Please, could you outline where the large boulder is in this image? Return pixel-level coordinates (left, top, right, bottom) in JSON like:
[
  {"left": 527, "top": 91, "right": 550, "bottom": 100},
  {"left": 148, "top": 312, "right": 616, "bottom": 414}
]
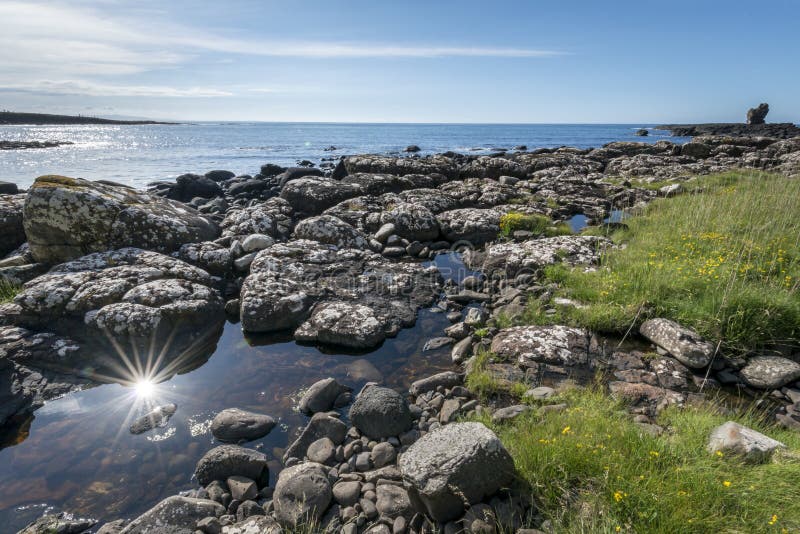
[
  {"left": 639, "top": 318, "right": 715, "bottom": 369},
  {"left": 398, "top": 422, "right": 515, "bottom": 522},
  {"left": 380, "top": 203, "right": 440, "bottom": 241},
  {"left": 194, "top": 445, "right": 270, "bottom": 487},
  {"left": 349, "top": 385, "right": 413, "bottom": 439},
  {"left": 738, "top": 355, "right": 800, "bottom": 389},
  {"left": 23, "top": 176, "right": 219, "bottom": 264},
  {"left": 292, "top": 215, "right": 370, "bottom": 249},
  {"left": 273, "top": 462, "right": 332, "bottom": 527},
  {"left": 295, "top": 301, "right": 386, "bottom": 348},
  {"left": 162, "top": 173, "right": 224, "bottom": 202},
  {"left": 0, "top": 194, "right": 25, "bottom": 256},
  {"left": 437, "top": 208, "right": 504, "bottom": 245},
  {"left": 280, "top": 176, "right": 364, "bottom": 215},
  {"left": 490, "top": 325, "right": 597, "bottom": 367},
  {"left": 18, "top": 512, "right": 96, "bottom": 534},
  {"left": 343, "top": 154, "right": 460, "bottom": 179},
  {"left": 210, "top": 408, "right": 276, "bottom": 442},
  {"left": 220, "top": 197, "right": 294, "bottom": 240},
  {"left": 120, "top": 496, "right": 224, "bottom": 534}
]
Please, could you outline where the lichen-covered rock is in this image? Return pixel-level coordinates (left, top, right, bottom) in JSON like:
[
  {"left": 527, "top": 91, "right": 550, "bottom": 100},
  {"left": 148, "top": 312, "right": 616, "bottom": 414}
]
[
  {"left": 18, "top": 512, "right": 96, "bottom": 534},
  {"left": 293, "top": 215, "right": 370, "bottom": 249},
  {"left": 738, "top": 355, "right": 800, "bottom": 389},
  {"left": 295, "top": 301, "right": 386, "bottom": 348},
  {"left": 437, "top": 208, "right": 504, "bottom": 245},
  {"left": 211, "top": 408, "right": 277, "bottom": 442},
  {"left": 120, "top": 496, "right": 224, "bottom": 534},
  {"left": 281, "top": 176, "right": 364, "bottom": 215},
  {"left": 380, "top": 203, "right": 440, "bottom": 241},
  {"left": 349, "top": 385, "right": 413, "bottom": 439},
  {"left": 474, "top": 235, "right": 610, "bottom": 278},
  {"left": 220, "top": 197, "right": 294, "bottom": 240},
  {"left": 707, "top": 421, "right": 785, "bottom": 463},
  {"left": 398, "top": 422, "right": 515, "bottom": 522},
  {"left": 0, "top": 194, "right": 25, "bottom": 256},
  {"left": 639, "top": 318, "right": 715, "bottom": 369},
  {"left": 239, "top": 240, "right": 440, "bottom": 346},
  {"left": 175, "top": 241, "right": 232, "bottom": 276},
  {"left": 490, "top": 325, "right": 597, "bottom": 367},
  {"left": 343, "top": 154, "right": 460, "bottom": 179},
  {"left": 23, "top": 175, "right": 219, "bottom": 264},
  {"left": 194, "top": 445, "right": 270, "bottom": 487},
  {"left": 273, "top": 462, "right": 332, "bottom": 527}
]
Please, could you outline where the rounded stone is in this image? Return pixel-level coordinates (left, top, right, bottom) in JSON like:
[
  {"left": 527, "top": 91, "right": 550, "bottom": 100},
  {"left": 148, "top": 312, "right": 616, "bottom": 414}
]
[{"left": 349, "top": 386, "right": 413, "bottom": 439}]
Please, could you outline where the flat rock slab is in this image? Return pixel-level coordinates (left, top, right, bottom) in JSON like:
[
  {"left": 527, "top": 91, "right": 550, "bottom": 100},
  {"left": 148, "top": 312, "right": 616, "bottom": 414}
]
[
  {"left": 23, "top": 175, "right": 219, "bottom": 264},
  {"left": 476, "top": 235, "right": 611, "bottom": 278},
  {"left": 707, "top": 421, "right": 785, "bottom": 463},
  {"left": 639, "top": 318, "right": 715, "bottom": 369},
  {"left": 738, "top": 355, "right": 800, "bottom": 389},
  {"left": 491, "top": 325, "right": 596, "bottom": 367}
]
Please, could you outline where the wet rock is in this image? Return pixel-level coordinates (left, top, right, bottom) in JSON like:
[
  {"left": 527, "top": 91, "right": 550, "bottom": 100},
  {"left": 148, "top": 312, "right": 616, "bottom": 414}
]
[
  {"left": 398, "top": 422, "right": 515, "bottom": 522},
  {"left": 422, "top": 337, "right": 453, "bottom": 352},
  {"left": 738, "top": 355, "right": 800, "bottom": 389},
  {"left": 490, "top": 325, "right": 595, "bottom": 367},
  {"left": 295, "top": 301, "right": 386, "bottom": 348},
  {"left": 451, "top": 337, "right": 473, "bottom": 364},
  {"left": 300, "top": 377, "right": 352, "bottom": 414},
  {"left": 707, "top": 421, "right": 785, "bottom": 463},
  {"left": 350, "top": 386, "right": 413, "bottom": 439},
  {"left": 120, "top": 496, "right": 224, "bottom": 534},
  {"left": 18, "top": 512, "right": 96, "bottom": 534},
  {"left": 211, "top": 408, "right": 277, "bottom": 442},
  {"left": 284, "top": 413, "right": 348, "bottom": 463},
  {"left": 273, "top": 462, "right": 332, "bottom": 527},
  {"left": 129, "top": 403, "right": 177, "bottom": 434},
  {"left": 346, "top": 359, "right": 384, "bottom": 382},
  {"left": 639, "top": 318, "right": 715, "bottom": 369},
  {"left": 24, "top": 176, "right": 219, "bottom": 264},
  {"left": 194, "top": 445, "right": 270, "bottom": 487},
  {"left": 409, "top": 372, "right": 462, "bottom": 396},
  {"left": 293, "top": 215, "right": 371, "bottom": 249}
]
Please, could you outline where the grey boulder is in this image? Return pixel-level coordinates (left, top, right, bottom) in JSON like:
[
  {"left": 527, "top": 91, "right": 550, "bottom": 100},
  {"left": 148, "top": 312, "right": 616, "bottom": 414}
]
[
  {"left": 273, "top": 462, "right": 333, "bottom": 527},
  {"left": 120, "top": 496, "right": 224, "bottom": 534},
  {"left": 707, "top": 421, "right": 785, "bottom": 463},
  {"left": 738, "top": 355, "right": 800, "bottom": 389},
  {"left": 210, "top": 408, "right": 276, "bottom": 442},
  {"left": 639, "top": 318, "right": 715, "bottom": 368},
  {"left": 293, "top": 215, "right": 370, "bottom": 249},
  {"left": 299, "top": 377, "right": 351, "bottom": 414},
  {"left": 194, "top": 445, "right": 270, "bottom": 487},
  {"left": 349, "top": 385, "right": 413, "bottom": 439}
]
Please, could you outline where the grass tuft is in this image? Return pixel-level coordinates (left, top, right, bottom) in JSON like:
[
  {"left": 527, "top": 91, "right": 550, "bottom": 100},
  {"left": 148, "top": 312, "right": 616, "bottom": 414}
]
[
  {"left": 499, "top": 212, "right": 572, "bottom": 238},
  {"left": 0, "top": 280, "right": 20, "bottom": 304}
]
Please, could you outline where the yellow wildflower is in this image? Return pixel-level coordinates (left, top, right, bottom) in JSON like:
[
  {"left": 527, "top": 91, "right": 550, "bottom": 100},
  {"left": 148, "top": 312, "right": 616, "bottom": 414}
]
[{"left": 723, "top": 480, "right": 731, "bottom": 487}]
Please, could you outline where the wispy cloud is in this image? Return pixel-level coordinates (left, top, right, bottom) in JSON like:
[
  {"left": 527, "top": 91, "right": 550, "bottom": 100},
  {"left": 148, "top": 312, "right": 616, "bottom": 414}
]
[{"left": 0, "top": 80, "right": 233, "bottom": 98}]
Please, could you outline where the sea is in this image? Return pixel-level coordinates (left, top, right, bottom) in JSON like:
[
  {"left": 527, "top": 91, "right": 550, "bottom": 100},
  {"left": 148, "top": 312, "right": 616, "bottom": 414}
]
[
  {"left": 0, "top": 123, "right": 687, "bottom": 189},
  {"left": 0, "top": 123, "right": 686, "bottom": 531}
]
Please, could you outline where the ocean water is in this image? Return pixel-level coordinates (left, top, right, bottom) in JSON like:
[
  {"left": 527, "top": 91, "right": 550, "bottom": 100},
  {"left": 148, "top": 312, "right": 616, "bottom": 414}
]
[{"left": 0, "top": 123, "right": 686, "bottom": 189}]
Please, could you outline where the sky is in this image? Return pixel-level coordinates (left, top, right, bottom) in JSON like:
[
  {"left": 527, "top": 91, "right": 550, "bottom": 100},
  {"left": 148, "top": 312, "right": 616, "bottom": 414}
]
[{"left": 0, "top": 0, "right": 798, "bottom": 123}]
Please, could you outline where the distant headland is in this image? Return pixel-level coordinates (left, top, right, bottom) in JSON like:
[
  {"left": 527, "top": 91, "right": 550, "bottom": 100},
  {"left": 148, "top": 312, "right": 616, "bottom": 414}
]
[
  {"left": 656, "top": 102, "right": 800, "bottom": 138},
  {"left": 0, "top": 111, "right": 175, "bottom": 125}
]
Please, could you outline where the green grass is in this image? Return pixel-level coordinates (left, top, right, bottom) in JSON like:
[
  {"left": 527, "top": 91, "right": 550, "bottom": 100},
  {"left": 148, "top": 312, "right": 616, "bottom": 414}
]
[
  {"left": 539, "top": 171, "right": 800, "bottom": 353},
  {"left": 0, "top": 281, "right": 20, "bottom": 303},
  {"left": 499, "top": 212, "right": 572, "bottom": 238},
  {"left": 465, "top": 349, "right": 530, "bottom": 401},
  {"left": 473, "top": 387, "right": 800, "bottom": 533}
]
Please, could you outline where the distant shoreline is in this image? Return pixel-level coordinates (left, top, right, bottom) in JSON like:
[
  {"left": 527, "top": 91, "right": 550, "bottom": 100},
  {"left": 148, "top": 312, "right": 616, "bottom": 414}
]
[{"left": 0, "top": 111, "right": 176, "bottom": 126}]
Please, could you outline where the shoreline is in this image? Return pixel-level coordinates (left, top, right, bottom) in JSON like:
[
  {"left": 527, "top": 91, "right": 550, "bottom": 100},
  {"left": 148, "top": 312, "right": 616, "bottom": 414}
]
[{"left": 2, "top": 132, "right": 800, "bottom": 533}]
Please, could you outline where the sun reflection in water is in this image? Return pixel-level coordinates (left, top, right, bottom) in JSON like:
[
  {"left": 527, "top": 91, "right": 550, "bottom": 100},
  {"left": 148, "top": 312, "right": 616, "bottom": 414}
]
[{"left": 133, "top": 378, "right": 156, "bottom": 399}]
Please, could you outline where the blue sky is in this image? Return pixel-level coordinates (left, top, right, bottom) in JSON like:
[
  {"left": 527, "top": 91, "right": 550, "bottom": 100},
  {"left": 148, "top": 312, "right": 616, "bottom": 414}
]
[{"left": 0, "top": 0, "right": 798, "bottom": 123}]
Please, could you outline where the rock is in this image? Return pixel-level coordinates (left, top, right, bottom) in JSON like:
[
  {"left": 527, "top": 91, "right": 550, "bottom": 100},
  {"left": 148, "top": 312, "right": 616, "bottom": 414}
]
[
  {"left": 129, "top": 403, "right": 177, "bottom": 434},
  {"left": 474, "top": 236, "right": 610, "bottom": 279},
  {"left": 409, "top": 372, "right": 462, "bottom": 396},
  {"left": 464, "top": 307, "right": 488, "bottom": 327},
  {"left": 738, "top": 355, "right": 800, "bottom": 389},
  {"left": 120, "top": 496, "right": 224, "bottom": 534},
  {"left": 374, "top": 223, "right": 396, "bottom": 243},
  {"left": 439, "top": 399, "right": 461, "bottom": 423},
  {"left": 524, "top": 386, "right": 555, "bottom": 400},
  {"left": 490, "top": 325, "right": 595, "bottom": 367},
  {"left": 220, "top": 198, "right": 292, "bottom": 240},
  {"left": 343, "top": 154, "right": 459, "bottom": 179},
  {"left": 307, "top": 437, "right": 336, "bottom": 464},
  {"left": 211, "top": 408, "right": 276, "bottom": 442},
  {"left": 227, "top": 476, "right": 258, "bottom": 501},
  {"left": 492, "top": 404, "right": 532, "bottom": 423},
  {"left": 333, "top": 480, "right": 362, "bottom": 506},
  {"left": 24, "top": 176, "right": 219, "bottom": 264},
  {"left": 346, "top": 359, "right": 384, "bottom": 382},
  {"left": 747, "top": 103, "right": 769, "bottom": 125},
  {"left": 96, "top": 519, "right": 128, "bottom": 534},
  {"left": 295, "top": 301, "right": 386, "bottom": 348},
  {"left": 221, "top": 515, "right": 282, "bottom": 534},
  {"left": 18, "top": 512, "right": 96, "bottom": 534},
  {"left": 380, "top": 203, "right": 440, "bottom": 242},
  {"left": 398, "top": 422, "right": 515, "bottom": 522},
  {"left": 635, "top": 129, "right": 649, "bottom": 136},
  {"left": 273, "top": 462, "right": 333, "bottom": 527},
  {"left": 205, "top": 170, "right": 236, "bottom": 182},
  {"left": 405, "top": 145, "right": 421, "bottom": 153},
  {"left": 444, "top": 322, "right": 471, "bottom": 340},
  {"left": 371, "top": 441, "right": 397, "bottom": 468},
  {"left": 176, "top": 242, "right": 232, "bottom": 276},
  {"left": 707, "top": 421, "right": 785, "bottom": 463},
  {"left": 241, "top": 234, "right": 275, "bottom": 253},
  {"left": 293, "top": 215, "right": 370, "bottom": 249},
  {"left": 164, "top": 173, "right": 223, "bottom": 201},
  {"left": 437, "top": 208, "right": 504, "bottom": 245},
  {"left": 376, "top": 484, "right": 412, "bottom": 519},
  {"left": 450, "top": 336, "right": 473, "bottom": 365},
  {"left": 350, "top": 386, "right": 413, "bottom": 439},
  {"left": 639, "top": 318, "right": 715, "bottom": 369},
  {"left": 422, "top": 337, "right": 453, "bottom": 352},
  {"left": 0, "top": 194, "right": 25, "bottom": 256},
  {"left": 281, "top": 176, "right": 364, "bottom": 215},
  {"left": 680, "top": 142, "right": 712, "bottom": 159},
  {"left": 0, "top": 181, "right": 19, "bottom": 194},
  {"left": 194, "top": 445, "right": 270, "bottom": 487},
  {"left": 283, "top": 413, "right": 348, "bottom": 463},
  {"left": 300, "top": 377, "right": 351, "bottom": 414}
]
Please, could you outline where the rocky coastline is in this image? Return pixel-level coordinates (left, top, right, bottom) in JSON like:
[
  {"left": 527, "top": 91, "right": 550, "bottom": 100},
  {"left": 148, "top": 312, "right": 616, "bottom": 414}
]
[
  {"left": 3, "top": 130, "right": 800, "bottom": 533},
  {"left": 655, "top": 122, "right": 800, "bottom": 138},
  {"left": 0, "top": 140, "right": 74, "bottom": 150}
]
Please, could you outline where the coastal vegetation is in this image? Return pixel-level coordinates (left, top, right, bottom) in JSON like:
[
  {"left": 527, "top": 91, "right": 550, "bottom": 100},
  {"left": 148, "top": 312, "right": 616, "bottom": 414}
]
[
  {"left": 499, "top": 212, "right": 572, "bottom": 238},
  {"left": 528, "top": 171, "right": 800, "bottom": 354},
  {"left": 0, "top": 281, "right": 19, "bottom": 303},
  {"left": 472, "top": 387, "right": 800, "bottom": 533}
]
